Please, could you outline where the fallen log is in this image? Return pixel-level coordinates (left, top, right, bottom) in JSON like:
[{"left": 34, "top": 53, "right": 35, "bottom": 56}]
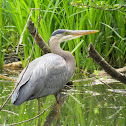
[
  {"left": 28, "top": 20, "right": 51, "bottom": 54},
  {"left": 3, "top": 61, "right": 22, "bottom": 69},
  {"left": 87, "top": 43, "right": 126, "bottom": 84},
  {"left": 0, "top": 74, "right": 16, "bottom": 82},
  {"left": 94, "top": 66, "right": 126, "bottom": 77}
]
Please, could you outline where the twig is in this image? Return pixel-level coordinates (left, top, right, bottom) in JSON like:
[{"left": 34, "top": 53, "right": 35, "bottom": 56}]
[
  {"left": 87, "top": 43, "right": 126, "bottom": 84},
  {"left": 75, "top": 68, "right": 114, "bottom": 90},
  {"left": 16, "top": 9, "right": 33, "bottom": 53},
  {"left": 107, "top": 106, "right": 123, "bottom": 119},
  {"left": 94, "top": 75, "right": 115, "bottom": 90},
  {"left": 1, "top": 110, "right": 19, "bottom": 116},
  {"left": 0, "top": 8, "right": 41, "bottom": 111},
  {"left": 9, "top": 105, "right": 52, "bottom": 126}
]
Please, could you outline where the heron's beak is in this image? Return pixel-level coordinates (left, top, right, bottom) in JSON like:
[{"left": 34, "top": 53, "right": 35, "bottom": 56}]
[
  {"left": 71, "top": 30, "right": 99, "bottom": 37},
  {"left": 59, "top": 30, "right": 99, "bottom": 43}
]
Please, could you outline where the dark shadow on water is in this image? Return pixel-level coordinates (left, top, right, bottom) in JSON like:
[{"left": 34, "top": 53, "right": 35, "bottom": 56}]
[{"left": 43, "top": 84, "right": 73, "bottom": 126}]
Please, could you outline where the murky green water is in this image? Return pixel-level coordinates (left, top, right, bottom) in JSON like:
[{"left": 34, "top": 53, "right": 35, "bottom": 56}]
[{"left": 0, "top": 72, "right": 126, "bottom": 126}]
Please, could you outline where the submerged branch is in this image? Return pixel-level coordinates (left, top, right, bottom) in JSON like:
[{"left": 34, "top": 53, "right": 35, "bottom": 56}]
[
  {"left": 28, "top": 20, "right": 51, "bottom": 54},
  {"left": 9, "top": 105, "right": 52, "bottom": 126},
  {"left": 1, "top": 110, "right": 19, "bottom": 116},
  {"left": 87, "top": 43, "right": 126, "bottom": 85}
]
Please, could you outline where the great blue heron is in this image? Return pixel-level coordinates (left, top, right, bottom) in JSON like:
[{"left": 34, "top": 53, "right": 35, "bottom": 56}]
[{"left": 11, "top": 29, "right": 98, "bottom": 122}]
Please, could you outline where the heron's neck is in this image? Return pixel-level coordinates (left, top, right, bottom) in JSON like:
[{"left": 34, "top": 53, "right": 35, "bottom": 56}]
[{"left": 50, "top": 41, "right": 76, "bottom": 76}]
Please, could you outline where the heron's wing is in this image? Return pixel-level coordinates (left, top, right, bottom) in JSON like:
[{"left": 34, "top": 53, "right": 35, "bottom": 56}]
[
  {"left": 11, "top": 55, "right": 46, "bottom": 105},
  {"left": 11, "top": 53, "right": 69, "bottom": 105},
  {"left": 30, "top": 57, "right": 69, "bottom": 99}
]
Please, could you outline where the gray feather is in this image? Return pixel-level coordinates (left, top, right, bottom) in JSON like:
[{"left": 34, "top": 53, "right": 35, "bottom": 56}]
[{"left": 11, "top": 53, "right": 71, "bottom": 105}]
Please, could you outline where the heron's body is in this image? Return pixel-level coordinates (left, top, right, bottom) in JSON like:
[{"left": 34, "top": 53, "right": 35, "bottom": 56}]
[
  {"left": 11, "top": 53, "right": 75, "bottom": 105},
  {"left": 11, "top": 29, "right": 98, "bottom": 106}
]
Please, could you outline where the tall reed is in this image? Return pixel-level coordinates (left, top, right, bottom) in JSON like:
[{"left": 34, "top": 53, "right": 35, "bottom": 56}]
[
  {"left": 1, "top": 0, "right": 126, "bottom": 71},
  {"left": 0, "top": 0, "right": 3, "bottom": 69}
]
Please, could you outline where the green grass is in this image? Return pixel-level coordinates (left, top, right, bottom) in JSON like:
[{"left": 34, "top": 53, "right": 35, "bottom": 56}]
[
  {"left": 0, "top": 0, "right": 126, "bottom": 71},
  {"left": 0, "top": 0, "right": 3, "bottom": 69}
]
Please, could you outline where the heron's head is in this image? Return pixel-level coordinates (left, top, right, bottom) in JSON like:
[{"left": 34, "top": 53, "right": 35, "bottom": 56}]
[{"left": 49, "top": 29, "right": 99, "bottom": 44}]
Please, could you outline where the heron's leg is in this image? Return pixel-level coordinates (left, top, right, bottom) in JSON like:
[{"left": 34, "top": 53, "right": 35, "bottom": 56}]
[
  {"left": 55, "top": 93, "right": 61, "bottom": 121},
  {"left": 37, "top": 98, "right": 40, "bottom": 126},
  {"left": 56, "top": 100, "right": 60, "bottom": 120},
  {"left": 56, "top": 101, "right": 60, "bottom": 112}
]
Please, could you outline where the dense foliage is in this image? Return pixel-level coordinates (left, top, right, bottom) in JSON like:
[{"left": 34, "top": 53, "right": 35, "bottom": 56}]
[{"left": 0, "top": 0, "right": 126, "bottom": 71}]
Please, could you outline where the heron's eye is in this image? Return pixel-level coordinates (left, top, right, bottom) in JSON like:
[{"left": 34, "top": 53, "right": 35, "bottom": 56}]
[{"left": 64, "top": 32, "right": 68, "bottom": 35}]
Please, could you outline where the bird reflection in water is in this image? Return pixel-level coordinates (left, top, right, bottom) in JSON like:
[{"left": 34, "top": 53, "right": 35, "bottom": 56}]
[{"left": 43, "top": 82, "right": 73, "bottom": 126}]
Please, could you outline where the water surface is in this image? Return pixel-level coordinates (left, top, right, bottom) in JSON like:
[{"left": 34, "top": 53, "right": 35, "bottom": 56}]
[{"left": 0, "top": 72, "right": 126, "bottom": 126}]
